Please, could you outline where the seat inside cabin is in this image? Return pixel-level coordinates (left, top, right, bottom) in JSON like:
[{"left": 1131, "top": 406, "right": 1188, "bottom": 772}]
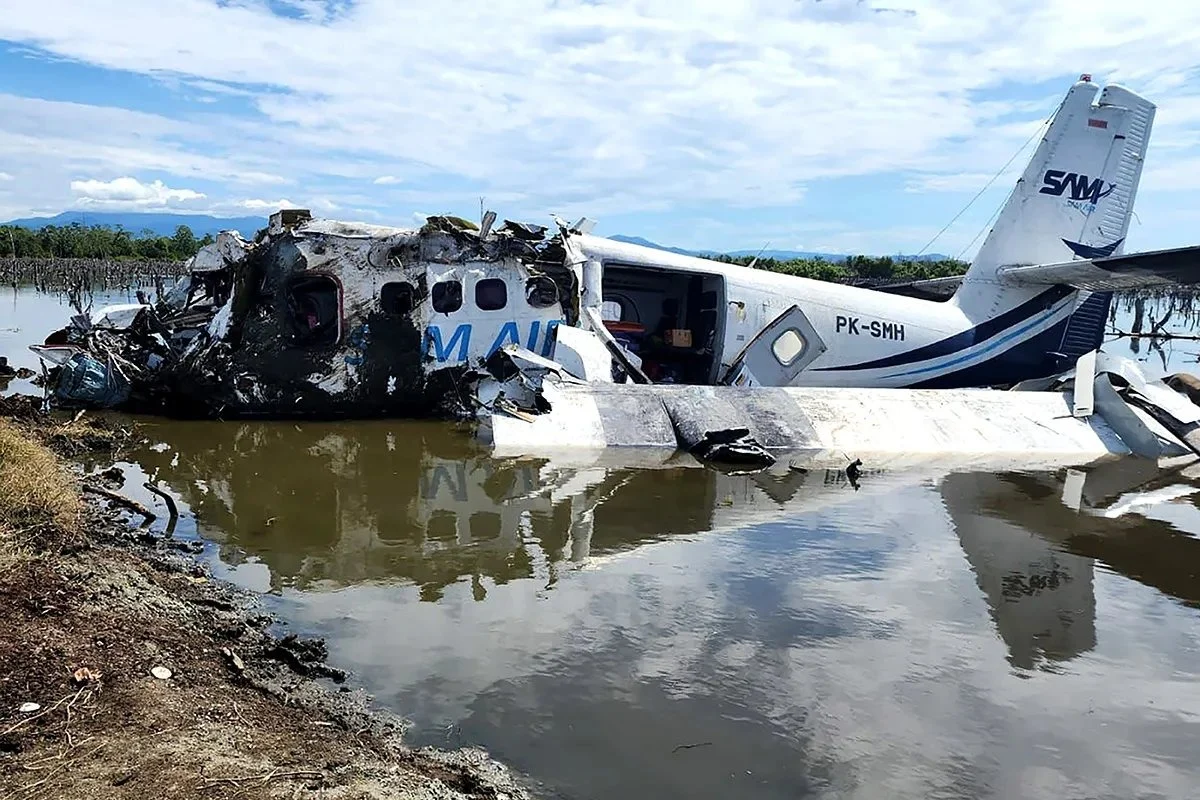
[{"left": 600, "top": 265, "right": 723, "bottom": 384}]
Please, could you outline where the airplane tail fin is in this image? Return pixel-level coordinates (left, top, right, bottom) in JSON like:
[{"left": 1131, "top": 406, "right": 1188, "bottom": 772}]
[{"left": 955, "top": 77, "right": 1157, "bottom": 311}]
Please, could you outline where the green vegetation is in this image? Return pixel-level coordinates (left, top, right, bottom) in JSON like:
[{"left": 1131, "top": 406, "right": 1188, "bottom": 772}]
[
  {"left": 710, "top": 253, "right": 969, "bottom": 284},
  {"left": 0, "top": 222, "right": 214, "bottom": 260},
  {"left": 0, "top": 221, "right": 971, "bottom": 284}
]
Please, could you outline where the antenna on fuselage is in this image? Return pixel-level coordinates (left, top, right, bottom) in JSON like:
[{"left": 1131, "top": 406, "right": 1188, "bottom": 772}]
[{"left": 747, "top": 241, "right": 771, "bottom": 270}]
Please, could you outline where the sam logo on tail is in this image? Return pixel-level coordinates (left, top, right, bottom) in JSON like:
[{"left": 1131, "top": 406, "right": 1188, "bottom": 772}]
[{"left": 1039, "top": 170, "right": 1115, "bottom": 204}]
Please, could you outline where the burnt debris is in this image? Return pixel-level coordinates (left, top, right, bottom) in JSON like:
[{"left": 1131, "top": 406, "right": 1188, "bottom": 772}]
[{"left": 30, "top": 210, "right": 578, "bottom": 419}]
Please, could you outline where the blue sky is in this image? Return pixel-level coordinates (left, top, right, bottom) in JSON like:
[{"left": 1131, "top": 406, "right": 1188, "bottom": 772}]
[{"left": 0, "top": 0, "right": 1199, "bottom": 256}]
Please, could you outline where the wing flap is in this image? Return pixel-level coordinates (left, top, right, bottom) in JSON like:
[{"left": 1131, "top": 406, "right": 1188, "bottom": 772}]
[{"left": 997, "top": 244, "right": 1200, "bottom": 291}]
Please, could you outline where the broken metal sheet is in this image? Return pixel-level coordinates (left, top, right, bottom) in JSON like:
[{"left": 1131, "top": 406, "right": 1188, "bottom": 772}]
[
  {"left": 500, "top": 220, "right": 548, "bottom": 240},
  {"left": 90, "top": 304, "right": 150, "bottom": 331},
  {"left": 191, "top": 231, "right": 252, "bottom": 272},
  {"left": 1095, "top": 351, "right": 1200, "bottom": 425},
  {"left": 1092, "top": 375, "right": 1175, "bottom": 458},
  {"left": 1121, "top": 394, "right": 1200, "bottom": 457},
  {"left": 29, "top": 345, "right": 87, "bottom": 367},
  {"left": 492, "top": 344, "right": 576, "bottom": 380},
  {"left": 552, "top": 326, "right": 616, "bottom": 383},
  {"left": 658, "top": 386, "right": 774, "bottom": 467}
]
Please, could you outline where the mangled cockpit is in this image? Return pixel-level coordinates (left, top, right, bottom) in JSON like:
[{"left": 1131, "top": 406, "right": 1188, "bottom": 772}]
[{"left": 32, "top": 210, "right": 580, "bottom": 418}]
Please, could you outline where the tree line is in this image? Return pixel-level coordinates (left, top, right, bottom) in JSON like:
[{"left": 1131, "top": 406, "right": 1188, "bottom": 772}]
[
  {"left": 0, "top": 222, "right": 214, "bottom": 261},
  {"left": 0, "top": 221, "right": 971, "bottom": 284}
]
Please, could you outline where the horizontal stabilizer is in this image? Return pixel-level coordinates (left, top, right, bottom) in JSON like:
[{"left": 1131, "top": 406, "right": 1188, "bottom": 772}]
[
  {"left": 872, "top": 275, "right": 963, "bottom": 300},
  {"left": 997, "top": 244, "right": 1200, "bottom": 291}
]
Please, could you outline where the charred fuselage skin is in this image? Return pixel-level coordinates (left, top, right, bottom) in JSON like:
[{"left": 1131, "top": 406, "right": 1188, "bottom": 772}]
[{"left": 44, "top": 213, "right": 576, "bottom": 419}]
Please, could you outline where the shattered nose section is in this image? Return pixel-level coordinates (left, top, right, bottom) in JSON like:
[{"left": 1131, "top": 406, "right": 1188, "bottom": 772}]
[{"left": 30, "top": 209, "right": 577, "bottom": 420}]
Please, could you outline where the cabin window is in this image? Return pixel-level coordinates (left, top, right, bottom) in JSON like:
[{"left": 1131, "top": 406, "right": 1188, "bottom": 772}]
[
  {"left": 286, "top": 274, "right": 340, "bottom": 347},
  {"left": 475, "top": 278, "right": 507, "bottom": 311},
  {"left": 432, "top": 280, "right": 462, "bottom": 314},
  {"left": 771, "top": 328, "right": 806, "bottom": 366},
  {"left": 525, "top": 276, "right": 559, "bottom": 308},
  {"left": 600, "top": 299, "right": 625, "bottom": 322},
  {"left": 381, "top": 282, "right": 415, "bottom": 316}
]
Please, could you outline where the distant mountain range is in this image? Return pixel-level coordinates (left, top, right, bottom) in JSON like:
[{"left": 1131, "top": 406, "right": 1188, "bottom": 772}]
[
  {"left": 606, "top": 235, "right": 952, "bottom": 262},
  {"left": 1, "top": 212, "right": 951, "bottom": 261},
  {"left": 1, "top": 211, "right": 266, "bottom": 239}
]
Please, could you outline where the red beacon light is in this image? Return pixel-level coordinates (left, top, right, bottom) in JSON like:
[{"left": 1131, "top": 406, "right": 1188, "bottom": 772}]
[{"left": 1080, "top": 73, "right": 1092, "bottom": 82}]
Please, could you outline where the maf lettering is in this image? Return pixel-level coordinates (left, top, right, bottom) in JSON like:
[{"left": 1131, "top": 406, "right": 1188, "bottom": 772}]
[{"left": 1039, "top": 170, "right": 1115, "bottom": 204}]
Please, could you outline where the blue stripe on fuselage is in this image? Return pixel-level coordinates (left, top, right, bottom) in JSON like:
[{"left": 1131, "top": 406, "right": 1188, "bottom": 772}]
[
  {"left": 813, "top": 286, "right": 1075, "bottom": 373},
  {"left": 909, "top": 317, "right": 1072, "bottom": 389},
  {"left": 881, "top": 299, "right": 1074, "bottom": 380}
]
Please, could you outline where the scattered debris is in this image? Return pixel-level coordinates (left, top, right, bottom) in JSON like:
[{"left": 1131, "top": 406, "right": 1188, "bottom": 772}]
[
  {"left": 80, "top": 483, "right": 156, "bottom": 524},
  {"left": 72, "top": 667, "right": 101, "bottom": 685},
  {"left": 200, "top": 768, "right": 325, "bottom": 790},
  {"left": 26, "top": 211, "right": 578, "bottom": 419},
  {"left": 265, "top": 634, "right": 347, "bottom": 683},
  {"left": 221, "top": 647, "right": 246, "bottom": 674},
  {"left": 846, "top": 457, "right": 863, "bottom": 490},
  {"left": 142, "top": 480, "right": 179, "bottom": 533},
  {"left": 88, "top": 465, "right": 124, "bottom": 487}
]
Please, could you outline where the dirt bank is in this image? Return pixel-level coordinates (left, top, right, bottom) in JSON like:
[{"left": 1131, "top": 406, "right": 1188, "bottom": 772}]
[{"left": 0, "top": 395, "right": 531, "bottom": 799}]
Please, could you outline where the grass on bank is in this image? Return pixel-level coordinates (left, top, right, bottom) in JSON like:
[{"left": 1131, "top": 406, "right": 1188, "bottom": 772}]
[{"left": 0, "top": 419, "right": 80, "bottom": 572}]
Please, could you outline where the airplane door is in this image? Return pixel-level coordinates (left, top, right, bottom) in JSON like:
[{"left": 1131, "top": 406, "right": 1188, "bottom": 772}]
[{"left": 721, "top": 304, "right": 826, "bottom": 387}]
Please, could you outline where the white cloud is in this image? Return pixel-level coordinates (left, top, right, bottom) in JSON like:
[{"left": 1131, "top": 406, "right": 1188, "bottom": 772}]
[
  {"left": 233, "top": 198, "right": 296, "bottom": 211},
  {"left": 373, "top": 175, "right": 402, "bottom": 185},
  {"left": 69, "top": 176, "right": 206, "bottom": 209},
  {"left": 904, "top": 172, "right": 1018, "bottom": 194},
  {"left": 0, "top": 0, "right": 1198, "bottom": 249},
  {"left": 0, "top": 172, "right": 13, "bottom": 181}
]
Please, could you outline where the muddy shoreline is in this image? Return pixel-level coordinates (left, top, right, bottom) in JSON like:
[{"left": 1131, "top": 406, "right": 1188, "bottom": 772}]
[{"left": 0, "top": 395, "right": 532, "bottom": 799}]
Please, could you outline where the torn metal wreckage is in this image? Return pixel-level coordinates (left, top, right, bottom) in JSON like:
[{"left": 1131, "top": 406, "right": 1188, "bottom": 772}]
[{"left": 32, "top": 210, "right": 579, "bottom": 419}]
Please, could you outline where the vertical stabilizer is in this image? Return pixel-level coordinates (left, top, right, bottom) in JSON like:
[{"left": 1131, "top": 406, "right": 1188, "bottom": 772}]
[{"left": 955, "top": 78, "right": 1156, "bottom": 314}]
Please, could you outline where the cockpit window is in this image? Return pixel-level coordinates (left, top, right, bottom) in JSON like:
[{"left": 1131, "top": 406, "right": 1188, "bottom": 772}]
[
  {"left": 286, "top": 274, "right": 341, "bottom": 346},
  {"left": 525, "top": 276, "right": 559, "bottom": 308},
  {"left": 381, "top": 282, "right": 415, "bottom": 316},
  {"left": 432, "top": 280, "right": 463, "bottom": 314}
]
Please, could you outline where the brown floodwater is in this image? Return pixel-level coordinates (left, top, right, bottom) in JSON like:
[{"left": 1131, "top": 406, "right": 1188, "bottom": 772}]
[{"left": 6, "top": 285, "right": 1200, "bottom": 799}]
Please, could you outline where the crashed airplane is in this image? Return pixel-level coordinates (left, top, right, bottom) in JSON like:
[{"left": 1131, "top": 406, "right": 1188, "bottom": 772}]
[{"left": 29, "top": 75, "right": 1200, "bottom": 468}]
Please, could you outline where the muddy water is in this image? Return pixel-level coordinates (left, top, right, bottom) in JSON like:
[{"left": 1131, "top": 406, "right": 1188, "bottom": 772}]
[{"left": 7, "top": 285, "right": 1200, "bottom": 799}]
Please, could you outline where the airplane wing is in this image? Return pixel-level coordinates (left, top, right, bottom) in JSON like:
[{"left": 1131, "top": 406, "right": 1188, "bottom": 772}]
[{"left": 996, "top": 244, "right": 1200, "bottom": 291}]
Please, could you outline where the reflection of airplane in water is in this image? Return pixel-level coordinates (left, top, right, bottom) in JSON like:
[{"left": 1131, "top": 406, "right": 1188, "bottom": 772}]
[
  {"left": 130, "top": 420, "right": 1200, "bottom": 659},
  {"left": 129, "top": 419, "right": 866, "bottom": 596},
  {"left": 942, "top": 461, "right": 1200, "bottom": 669}
]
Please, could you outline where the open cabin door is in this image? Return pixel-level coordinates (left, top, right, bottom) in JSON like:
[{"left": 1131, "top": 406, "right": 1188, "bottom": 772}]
[{"left": 721, "top": 304, "right": 826, "bottom": 387}]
